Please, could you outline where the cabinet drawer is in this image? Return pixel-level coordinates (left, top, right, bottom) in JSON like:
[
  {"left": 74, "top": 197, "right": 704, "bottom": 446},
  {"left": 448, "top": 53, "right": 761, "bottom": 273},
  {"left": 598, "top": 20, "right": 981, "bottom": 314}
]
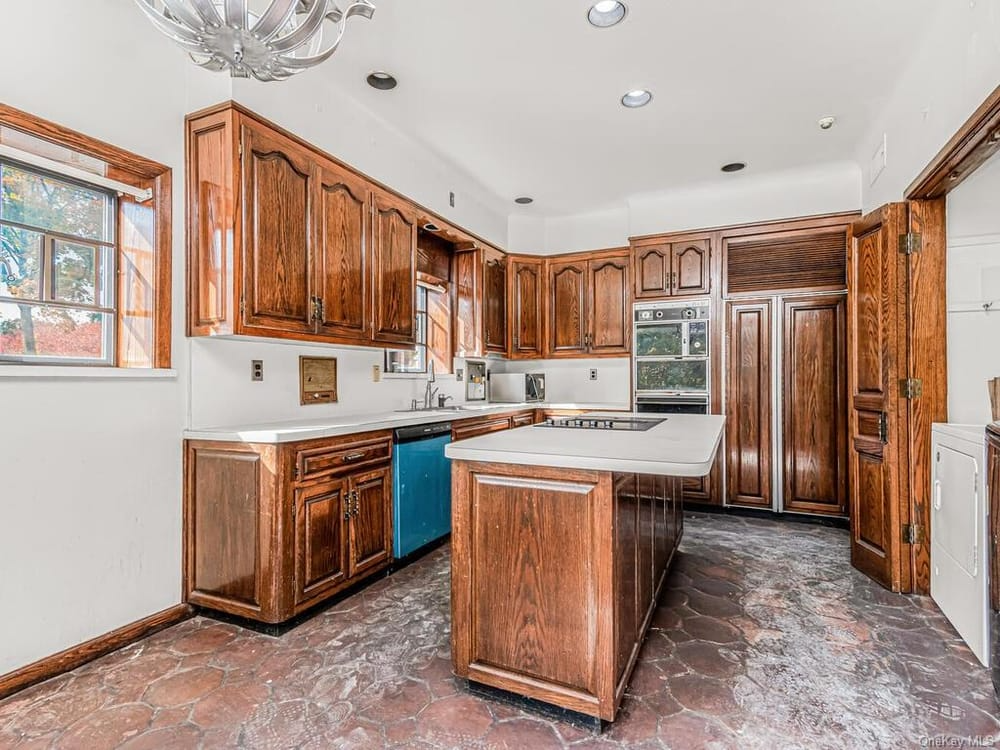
[
  {"left": 452, "top": 416, "right": 512, "bottom": 441},
  {"left": 295, "top": 437, "right": 392, "bottom": 481},
  {"left": 511, "top": 412, "right": 536, "bottom": 427}
]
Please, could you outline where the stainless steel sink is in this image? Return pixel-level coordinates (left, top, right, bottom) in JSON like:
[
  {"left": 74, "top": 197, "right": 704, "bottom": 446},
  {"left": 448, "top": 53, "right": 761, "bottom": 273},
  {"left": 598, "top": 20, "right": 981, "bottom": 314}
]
[{"left": 394, "top": 406, "right": 468, "bottom": 413}]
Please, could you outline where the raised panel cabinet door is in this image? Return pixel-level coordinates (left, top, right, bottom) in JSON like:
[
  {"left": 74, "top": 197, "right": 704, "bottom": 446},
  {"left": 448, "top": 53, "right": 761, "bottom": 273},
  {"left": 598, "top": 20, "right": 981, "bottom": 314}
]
[
  {"left": 371, "top": 191, "right": 417, "bottom": 345},
  {"left": 547, "top": 258, "right": 588, "bottom": 356},
  {"left": 240, "top": 122, "right": 315, "bottom": 335},
  {"left": 483, "top": 248, "right": 508, "bottom": 353},
  {"left": 782, "top": 294, "right": 848, "bottom": 516},
  {"left": 613, "top": 473, "right": 639, "bottom": 681},
  {"left": 726, "top": 299, "right": 773, "bottom": 508},
  {"left": 315, "top": 160, "right": 370, "bottom": 342},
  {"left": 848, "top": 205, "right": 907, "bottom": 591},
  {"left": 453, "top": 249, "right": 482, "bottom": 356},
  {"left": 671, "top": 240, "right": 710, "bottom": 296},
  {"left": 633, "top": 244, "right": 671, "bottom": 299},
  {"left": 348, "top": 466, "right": 392, "bottom": 577},
  {"left": 509, "top": 258, "right": 543, "bottom": 357},
  {"left": 294, "top": 480, "right": 349, "bottom": 606},
  {"left": 589, "top": 254, "right": 631, "bottom": 355}
]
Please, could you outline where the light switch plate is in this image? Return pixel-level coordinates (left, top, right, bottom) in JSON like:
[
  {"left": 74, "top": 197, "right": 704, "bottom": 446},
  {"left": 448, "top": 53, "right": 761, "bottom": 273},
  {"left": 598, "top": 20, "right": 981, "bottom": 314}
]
[{"left": 372, "top": 364, "right": 381, "bottom": 382}]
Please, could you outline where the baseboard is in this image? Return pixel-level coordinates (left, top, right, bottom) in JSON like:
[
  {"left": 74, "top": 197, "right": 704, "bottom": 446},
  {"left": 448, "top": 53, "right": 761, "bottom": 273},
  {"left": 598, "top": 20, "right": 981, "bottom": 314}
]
[{"left": 0, "top": 603, "right": 192, "bottom": 700}]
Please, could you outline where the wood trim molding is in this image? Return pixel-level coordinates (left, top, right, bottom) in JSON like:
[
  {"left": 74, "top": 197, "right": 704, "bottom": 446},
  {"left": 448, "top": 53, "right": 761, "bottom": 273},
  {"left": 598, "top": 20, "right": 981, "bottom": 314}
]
[
  {"left": 907, "top": 84, "right": 1000, "bottom": 199},
  {"left": 0, "top": 604, "right": 192, "bottom": 700},
  {"left": 629, "top": 210, "right": 861, "bottom": 245}
]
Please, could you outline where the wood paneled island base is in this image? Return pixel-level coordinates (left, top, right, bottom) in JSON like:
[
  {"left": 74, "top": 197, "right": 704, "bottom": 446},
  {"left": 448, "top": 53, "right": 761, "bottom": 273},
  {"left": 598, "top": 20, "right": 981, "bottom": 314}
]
[{"left": 450, "top": 460, "right": 684, "bottom": 723}]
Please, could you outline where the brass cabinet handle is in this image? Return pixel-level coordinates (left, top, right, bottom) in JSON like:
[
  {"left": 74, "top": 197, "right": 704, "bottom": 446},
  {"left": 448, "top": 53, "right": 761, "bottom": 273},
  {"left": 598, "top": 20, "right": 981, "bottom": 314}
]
[{"left": 352, "top": 490, "right": 360, "bottom": 518}]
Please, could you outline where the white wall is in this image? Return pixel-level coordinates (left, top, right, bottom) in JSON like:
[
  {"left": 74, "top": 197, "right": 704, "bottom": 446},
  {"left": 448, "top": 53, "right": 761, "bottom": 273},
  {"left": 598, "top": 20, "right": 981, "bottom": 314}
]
[
  {"left": 0, "top": 0, "right": 227, "bottom": 675},
  {"left": 946, "top": 152, "right": 1000, "bottom": 424},
  {"left": 503, "top": 358, "right": 631, "bottom": 406},
  {"left": 509, "top": 162, "right": 862, "bottom": 255},
  {"left": 858, "top": 0, "right": 1000, "bottom": 210}
]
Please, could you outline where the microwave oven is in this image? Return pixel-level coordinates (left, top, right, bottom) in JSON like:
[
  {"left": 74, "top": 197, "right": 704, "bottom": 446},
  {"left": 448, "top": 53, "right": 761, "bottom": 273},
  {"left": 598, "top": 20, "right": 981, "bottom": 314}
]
[{"left": 490, "top": 373, "right": 546, "bottom": 403}]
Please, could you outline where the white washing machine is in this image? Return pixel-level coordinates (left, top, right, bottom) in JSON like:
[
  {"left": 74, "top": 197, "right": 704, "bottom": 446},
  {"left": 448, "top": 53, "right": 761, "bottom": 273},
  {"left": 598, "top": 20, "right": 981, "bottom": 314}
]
[{"left": 931, "top": 423, "right": 990, "bottom": 666}]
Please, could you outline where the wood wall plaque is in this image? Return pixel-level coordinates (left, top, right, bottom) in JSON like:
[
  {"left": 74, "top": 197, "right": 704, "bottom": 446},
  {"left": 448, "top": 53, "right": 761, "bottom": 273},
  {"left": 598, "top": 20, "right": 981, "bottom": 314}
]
[{"left": 300, "top": 356, "right": 338, "bottom": 405}]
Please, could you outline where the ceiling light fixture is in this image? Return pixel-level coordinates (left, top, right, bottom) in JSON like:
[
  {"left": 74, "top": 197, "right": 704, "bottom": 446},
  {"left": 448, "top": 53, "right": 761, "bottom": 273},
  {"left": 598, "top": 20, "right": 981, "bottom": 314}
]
[
  {"left": 367, "top": 70, "right": 397, "bottom": 90},
  {"left": 133, "top": 0, "right": 375, "bottom": 82},
  {"left": 588, "top": 1, "right": 627, "bottom": 28},
  {"left": 818, "top": 116, "right": 837, "bottom": 130},
  {"left": 621, "top": 89, "right": 652, "bottom": 108},
  {"left": 515, "top": 197, "right": 534, "bottom": 205},
  {"left": 721, "top": 162, "right": 747, "bottom": 173}
]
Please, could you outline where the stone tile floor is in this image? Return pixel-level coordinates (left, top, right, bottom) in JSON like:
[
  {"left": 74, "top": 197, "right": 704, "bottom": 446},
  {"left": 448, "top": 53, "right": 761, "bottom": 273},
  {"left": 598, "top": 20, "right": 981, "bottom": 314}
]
[{"left": 1, "top": 513, "right": 997, "bottom": 749}]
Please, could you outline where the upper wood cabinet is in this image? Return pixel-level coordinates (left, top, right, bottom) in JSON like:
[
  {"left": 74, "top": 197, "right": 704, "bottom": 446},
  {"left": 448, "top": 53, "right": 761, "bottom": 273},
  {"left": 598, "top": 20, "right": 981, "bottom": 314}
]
[
  {"left": 452, "top": 244, "right": 508, "bottom": 357},
  {"left": 509, "top": 256, "right": 544, "bottom": 359},
  {"left": 186, "top": 102, "right": 416, "bottom": 348},
  {"left": 371, "top": 189, "right": 417, "bottom": 345},
  {"left": 544, "top": 249, "right": 631, "bottom": 358},
  {"left": 632, "top": 240, "right": 710, "bottom": 299},
  {"left": 483, "top": 247, "right": 508, "bottom": 353}
]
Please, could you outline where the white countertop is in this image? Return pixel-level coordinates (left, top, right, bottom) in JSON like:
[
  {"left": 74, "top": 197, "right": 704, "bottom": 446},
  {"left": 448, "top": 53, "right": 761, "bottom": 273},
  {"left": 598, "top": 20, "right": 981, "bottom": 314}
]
[
  {"left": 445, "top": 413, "right": 725, "bottom": 477},
  {"left": 183, "top": 402, "right": 630, "bottom": 443}
]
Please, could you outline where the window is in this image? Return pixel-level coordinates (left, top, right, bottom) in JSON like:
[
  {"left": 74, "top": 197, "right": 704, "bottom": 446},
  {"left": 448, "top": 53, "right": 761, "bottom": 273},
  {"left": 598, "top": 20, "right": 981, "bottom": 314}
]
[
  {"left": 386, "top": 286, "right": 429, "bottom": 374},
  {"left": 0, "top": 105, "right": 173, "bottom": 368},
  {"left": 0, "top": 161, "right": 117, "bottom": 364}
]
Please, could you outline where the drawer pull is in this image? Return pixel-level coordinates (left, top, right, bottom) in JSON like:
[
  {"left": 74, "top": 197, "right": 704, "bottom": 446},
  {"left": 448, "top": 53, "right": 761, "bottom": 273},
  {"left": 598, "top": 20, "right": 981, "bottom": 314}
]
[{"left": 343, "top": 452, "right": 366, "bottom": 462}]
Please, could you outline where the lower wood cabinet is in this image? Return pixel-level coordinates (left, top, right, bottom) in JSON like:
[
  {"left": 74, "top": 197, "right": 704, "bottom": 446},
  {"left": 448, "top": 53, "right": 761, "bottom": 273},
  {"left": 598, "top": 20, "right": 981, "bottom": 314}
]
[
  {"left": 184, "top": 431, "right": 394, "bottom": 624},
  {"left": 450, "top": 410, "right": 537, "bottom": 441}
]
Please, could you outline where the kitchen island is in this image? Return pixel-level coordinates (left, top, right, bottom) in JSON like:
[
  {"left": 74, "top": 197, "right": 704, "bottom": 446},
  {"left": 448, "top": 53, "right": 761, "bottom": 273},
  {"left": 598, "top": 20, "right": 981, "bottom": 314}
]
[{"left": 445, "top": 414, "right": 724, "bottom": 723}]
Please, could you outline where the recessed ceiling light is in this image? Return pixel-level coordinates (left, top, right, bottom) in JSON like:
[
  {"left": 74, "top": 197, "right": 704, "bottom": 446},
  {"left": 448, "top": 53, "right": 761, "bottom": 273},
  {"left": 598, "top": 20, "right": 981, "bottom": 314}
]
[
  {"left": 721, "top": 162, "right": 747, "bottom": 173},
  {"left": 818, "top": 116, "right": 836, "bottom": 130},
  {"left": 367, "top": 71, "right": 397, "bottom": 90},
  {"left": 621, "top": 89, "right": 652, "bottom": 108},
  {"left": 515, "top": 196, "right": 534, "bottom": 205},
  {"left": 588, "top": 1, "right": 627, "bottom": 27}
]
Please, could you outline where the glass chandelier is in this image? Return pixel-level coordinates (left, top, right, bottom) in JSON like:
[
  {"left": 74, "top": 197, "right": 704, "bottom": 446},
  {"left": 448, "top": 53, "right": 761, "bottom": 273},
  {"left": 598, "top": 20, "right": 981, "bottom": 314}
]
[{"left": 134, "top": 0, "right": 375, "bottom": 82}]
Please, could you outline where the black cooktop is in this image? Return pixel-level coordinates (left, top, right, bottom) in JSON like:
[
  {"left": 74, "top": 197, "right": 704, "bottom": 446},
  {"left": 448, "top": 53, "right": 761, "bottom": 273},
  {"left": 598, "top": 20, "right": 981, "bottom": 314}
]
[{"left": 539, "top": 417, "right": 665, "bottom": 431}]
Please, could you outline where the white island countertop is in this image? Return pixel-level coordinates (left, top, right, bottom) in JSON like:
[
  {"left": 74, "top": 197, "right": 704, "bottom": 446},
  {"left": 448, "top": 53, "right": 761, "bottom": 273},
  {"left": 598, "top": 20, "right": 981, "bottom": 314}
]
[
  {"left": 182, "top": 402, "right": 629, "bottom": 444},
  {"left": 445, "top": 413, "right": 725, "bottom": 477}
]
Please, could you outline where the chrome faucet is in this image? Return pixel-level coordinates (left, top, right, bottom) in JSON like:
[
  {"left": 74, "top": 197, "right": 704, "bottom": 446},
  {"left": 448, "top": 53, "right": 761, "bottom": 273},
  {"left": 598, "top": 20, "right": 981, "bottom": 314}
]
[{"left": 423, "top": 360, "right": 438, "bottom": 409}]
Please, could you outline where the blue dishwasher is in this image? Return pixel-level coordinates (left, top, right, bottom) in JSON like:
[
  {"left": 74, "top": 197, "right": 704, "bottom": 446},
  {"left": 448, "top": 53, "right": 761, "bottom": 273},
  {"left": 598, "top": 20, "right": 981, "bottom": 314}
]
[{"left": 393, "top": 422, "right": 453, "bottom": 558}]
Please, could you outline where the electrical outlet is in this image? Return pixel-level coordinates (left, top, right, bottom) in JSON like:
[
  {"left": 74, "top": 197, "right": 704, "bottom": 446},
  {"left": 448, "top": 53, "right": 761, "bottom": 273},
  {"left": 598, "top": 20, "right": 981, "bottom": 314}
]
[
  {"left": 372, "top": 364, "right": 381, "bottom": 382},
  {"left": 589, "top": 368, "right": 598, "bottom": 381},
  {"left": 251, "top": 360, "right": 264, "bottom": 382},
  {"left": 456, "top": 368, "right": 464, "bottom": 382}
]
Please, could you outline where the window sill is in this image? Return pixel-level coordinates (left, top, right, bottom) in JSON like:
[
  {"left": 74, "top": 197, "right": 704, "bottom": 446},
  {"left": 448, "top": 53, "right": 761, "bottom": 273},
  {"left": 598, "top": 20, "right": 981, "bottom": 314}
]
[{"left": 0, "top": 366, "right": 177, "bottom": 380}]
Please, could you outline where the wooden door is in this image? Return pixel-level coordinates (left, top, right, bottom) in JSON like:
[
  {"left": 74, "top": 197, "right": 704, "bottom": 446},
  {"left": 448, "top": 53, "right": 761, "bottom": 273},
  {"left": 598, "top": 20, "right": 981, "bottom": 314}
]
[
  {"left": 240, "top": 122, "right": 315, "bottom": 335},
  {"left": 782, "top": 294, "right": 847, "bottom": 516},
  {"left": 294, "top": 479, "right": 349, "bottom": 605},
  {"left": 547, "top": 258, "right": 588, "bottom": 356},
  {"left": 509, "top": 257, "right": 543, "bottom": 358},
  {"left": 371, "top": 190, "right": 417, "bottom": 345},
  {"left": 726, "top": 299, "right": 773, "bottom": 508},
  {"left": 315, "top": 160, "right": 369, "bottom": 342},
  {"left": 453, "top": 249, "right": 481, "bottom": 356},
  {"left": 483, "top": 248, "right": 507, "bottom": 353},
  {"left": 671, "top": 240, "right": 710, "bottom": 297},
  {"left": 348, "top": 466, "right": 392, "bottom": 577},
  {"left": 589, "top": 253, "right": 631, "bottom": 355},
  {"left": 848, "top": 205, "right": 908, "bottom": 590},
  {"left": 633, "top": 243, "right": 671, "bottom": 299}
]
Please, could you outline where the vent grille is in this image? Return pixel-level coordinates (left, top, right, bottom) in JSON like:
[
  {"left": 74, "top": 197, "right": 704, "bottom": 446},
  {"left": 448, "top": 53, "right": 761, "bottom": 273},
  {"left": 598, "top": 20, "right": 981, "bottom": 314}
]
[{"left": 726, "top": 231, "right": 847, "bottom": 294}]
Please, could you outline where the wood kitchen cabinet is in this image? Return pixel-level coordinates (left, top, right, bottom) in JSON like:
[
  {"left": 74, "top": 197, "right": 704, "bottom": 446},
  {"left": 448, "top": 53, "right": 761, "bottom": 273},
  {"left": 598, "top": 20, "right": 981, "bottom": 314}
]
[
  {"left": 184, "top": 431, "right": 394, "bottom": 624},
  {"left": 544, "top": 249, "right": 631, "bottom": 358},
  {"left": 508, "top": 255, "right": 544, "bottom": 359},
  {"left": 483, "top": 246, "right": 508, "bottom": 353},
  {"left": 452, "top": 244, "right": 508, "bottom": 357},
  {"left": 632, "top": 239, "right": 710, "bottom": 299},
  {"left": 371, "top": 189, "right": 417, "bottom": 345},
  {"left": 186, "top": 102, "right": 415, "bottom": 348}
]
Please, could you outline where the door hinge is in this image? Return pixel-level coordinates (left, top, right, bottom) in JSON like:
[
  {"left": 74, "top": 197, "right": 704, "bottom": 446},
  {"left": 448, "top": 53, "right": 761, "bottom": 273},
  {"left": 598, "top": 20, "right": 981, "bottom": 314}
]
[
  {"left": 239, "top": 297, "right": 245, "bottom": 315},
  {"left": 238, "top": 139, "right": 244, "bottom": 160},
  {"left": 878, "top": 412, "right": 889, "bottom": 444},
  {"left": 902, "top": 523, "right": 925, "bottom": 544},
  {"left": 900, "top": 378, "right": 923, "bottom": 399},
  {"left": 898, "top": 232, "right": 922, "bottom": 255}
]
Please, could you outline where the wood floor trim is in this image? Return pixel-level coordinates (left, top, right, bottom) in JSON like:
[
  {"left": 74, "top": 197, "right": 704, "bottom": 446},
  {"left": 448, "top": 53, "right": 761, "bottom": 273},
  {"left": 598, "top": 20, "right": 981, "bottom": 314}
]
[{"left": 0, "top": 604, "right": 192, "bottom": 700}]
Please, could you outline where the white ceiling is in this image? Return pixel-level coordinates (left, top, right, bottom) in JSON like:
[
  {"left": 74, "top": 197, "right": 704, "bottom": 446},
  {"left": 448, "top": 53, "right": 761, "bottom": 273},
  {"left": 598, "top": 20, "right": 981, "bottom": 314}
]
[{"left": 319, "top": 0, "right": 937, "bottom": 217}]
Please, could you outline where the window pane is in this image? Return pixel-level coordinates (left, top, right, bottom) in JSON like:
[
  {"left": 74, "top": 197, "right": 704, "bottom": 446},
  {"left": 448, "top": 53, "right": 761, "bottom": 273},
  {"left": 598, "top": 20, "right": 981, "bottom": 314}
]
[
  {"left": 0, "top": 163, "right": 112, "bottom": 242},
  {"left": 0, "top": 224, "right": 42, "bottom": 300},
  {"left": 51, "top": 240, "right": 99, "bottom": 306},
  {"left": 0, "top": 302, "right": 110, "bottom": 361}
]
